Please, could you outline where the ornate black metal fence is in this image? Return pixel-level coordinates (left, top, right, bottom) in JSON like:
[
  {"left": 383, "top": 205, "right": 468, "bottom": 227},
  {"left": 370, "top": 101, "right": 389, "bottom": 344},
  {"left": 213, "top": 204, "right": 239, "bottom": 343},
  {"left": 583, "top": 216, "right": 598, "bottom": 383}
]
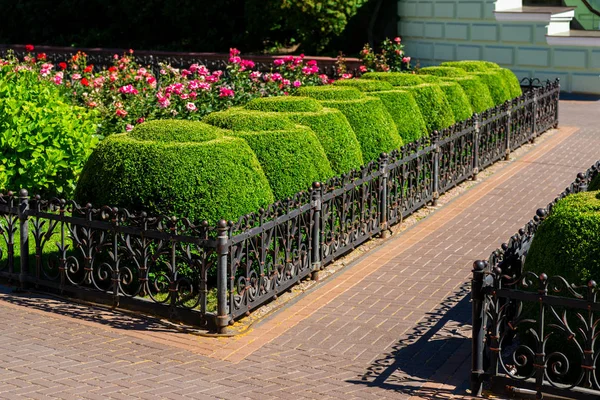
[
  {"left": 0, "top": 80, "right": 559, "bottom": 333},
  {"left": 472, "top": 160, "right": 600, "bottom": 399}
]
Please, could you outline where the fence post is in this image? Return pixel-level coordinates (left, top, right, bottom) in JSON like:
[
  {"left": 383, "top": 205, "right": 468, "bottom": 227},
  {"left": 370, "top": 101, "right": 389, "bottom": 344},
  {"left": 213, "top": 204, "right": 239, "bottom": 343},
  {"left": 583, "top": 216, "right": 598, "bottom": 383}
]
[
  {"left": 530, "top": 90, "right": 538, "bottom": 142},
  {"left": 473, "top": 115, "right": 480, "bottom": 180},
  {"left": 471, "top": 260, "right": 487, "bottom": 397},
  {"left": 216, "top": 220, "right": 231, "bottom": 334},
  {"left": 505, "top": 102, "right": 512, "bottom": 161},
  {"left": 18, "top": 189, "right": 29, "bottom": 289},
  {"left": 432, "top": 132, "right": 440, "bottom": 206},
  {"left": 311, "top": 182, "right": 322, "bottom": 279},
  {"left": 379, "top": 153, "right": 390, "bottom": 237},
  {"left": 554, "top": 78, "right": 560, "bottom": 128}
]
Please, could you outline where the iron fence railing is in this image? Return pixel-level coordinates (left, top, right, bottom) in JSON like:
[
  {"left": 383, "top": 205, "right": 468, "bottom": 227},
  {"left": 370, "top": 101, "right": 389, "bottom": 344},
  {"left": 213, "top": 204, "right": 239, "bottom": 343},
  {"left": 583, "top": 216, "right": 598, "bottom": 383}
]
[
  {"left": 0, "top": 80, "right": 560, "bottom": 333},
  {"left": 472, "top": 159, "right": 600, "bottom": 399}
]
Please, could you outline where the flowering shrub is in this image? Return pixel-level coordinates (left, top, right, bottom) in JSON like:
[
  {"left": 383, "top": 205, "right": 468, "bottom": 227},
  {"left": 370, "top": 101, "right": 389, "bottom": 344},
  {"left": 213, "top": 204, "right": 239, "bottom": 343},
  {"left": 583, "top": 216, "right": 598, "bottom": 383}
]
[
  {"left": 359, "top": 37, "right": 412, "bottom": 73},
  {"left": 2, "top": 46, "right": 327, "bottom": 136}
]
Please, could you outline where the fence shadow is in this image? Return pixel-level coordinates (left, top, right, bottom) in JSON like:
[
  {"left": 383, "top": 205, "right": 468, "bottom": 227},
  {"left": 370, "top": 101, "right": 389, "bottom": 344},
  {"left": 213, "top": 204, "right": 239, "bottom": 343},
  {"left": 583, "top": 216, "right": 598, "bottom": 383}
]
[
  {"left": 348, "top": 282, "right": 475, "bottom": 399},
  {"left": 0, "top": 283, "right": 193, "bottom": 334}
]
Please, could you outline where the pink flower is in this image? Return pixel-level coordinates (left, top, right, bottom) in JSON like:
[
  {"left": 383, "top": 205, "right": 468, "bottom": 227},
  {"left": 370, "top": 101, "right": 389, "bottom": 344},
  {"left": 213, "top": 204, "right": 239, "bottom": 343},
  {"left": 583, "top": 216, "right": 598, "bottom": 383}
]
[
  {"left": 186, "top": 102, "right": 197, "bottom": 111},
  {"left": 53, "top": 73, "right": 63, "bottom": 85},
  {"left": 137, "top": 118, "right": 145, "bottom": 124},
  {"left": 229, "top": 48, "right": 240, "bottom": 57},
  {"left": 271, "top": 73, "right": 282, "bottom": 81},
  {"left": 126, "top": 124, "right": 134, "bottom": 132},
  {"left": 359, "top": 65, "right": 367, "bottom": 73},
  {"left": 241, "top": 59, "right": 255, "bottom": 69},
  {"left": 146, "top": 76, "right": 156, "bottom": 87},
  {"left": 219, "top": 87, "right": 235, "bottom": 98},
  {"left": 181, "top": 69, "right": 192, "bottom": 77},
  {"left": 72, "top": 73, "right": 81, "bottom": 80},
  {"left": 180, "top": 93, "right": 189, "bottom": 100},
  {"left": 88, "top": 101, "right": 97, "bottom": 108},
  {"left": 158, "top": 98, "right": 171, "bottom": 108},
  {"left": 119, "top": 84, "right": 139, "bottom": 95},
  {"left": 274, "top": 59, "right": 284, "bottom": 67},
  {"left": 116, "top": 109, "right": 128, "bottom": 117},
  {"left": 402, "top": 56, "right": 411, "bottom": 64},
  {"left": 250, "top": 71, "right": 261, "bottom": 81},
  {"left": 293, "top": 80, "right": 301, "bottom": 88},
  {"left": 113, "top": 54, "right": 119, "bottom": 60},
  {"left": 281, "top": 79, "right": 290, "bottom": 86},
  {"left": 229, "top": 56, "right": 241, "bottom": 64},
  {"left": 342, "top": 73, "right": 353, "bottom": 79},
  {"left": 394, "top": 37, "right": 401, "bottom": 44}
]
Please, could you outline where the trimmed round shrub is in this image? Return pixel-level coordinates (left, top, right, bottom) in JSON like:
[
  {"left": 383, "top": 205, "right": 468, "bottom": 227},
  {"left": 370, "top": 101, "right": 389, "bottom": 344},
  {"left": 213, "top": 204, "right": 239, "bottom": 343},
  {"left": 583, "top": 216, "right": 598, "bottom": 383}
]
[
  {"left": 495, "top": 68, "right": 522, "bottom": 99},
  {"left": 202, "top": 107, "right": 297, "bottom": 131},
  {"left": 442, "top": 76, "right": 495, "bottom": 113},
  {"left": 418, "top": 75, "right": 442, "bottom": 84},
  {"left": 361, "top": 72, "right": 424, "bottom": 87},
  {"left": 295, "top": 86, "right": 364, "bottom": 101},
  {"left": 419, "top": 66, "right": 468, "bottom": 78},
  {"left": 205, "top": 107, "right": 364, "bottom": 174},
  {"left": 368, "top": 90, "right": 428, "bottom": 143},
  {"left": 333, "top": 79, "right": 394, "bottom": 92},
  {"left": 297, "top": 86, "right": 402, "bottom": 162},
  {"left": 245, "top": 96, "right": 323, "bottom": 112},
  {"left": 437, "top": 82, "right": 474, "bottom": 122},
  {"left": 525, "top": 191, "right": 600, "bottom": 284},
  {"left": 75, "top": 120, "right": 274, "bottom": 223},
  {"left": 230, "top": 127, "right": 334, "bottom": 199},
  {"left": 441, "top": 60, "right": 501, "bottom": 72},
  {"left": 471, "top": 71, "right": 512, "bottom": 105},
  {"left": 401, "top": 84, "right": 456, "bottom": 132}
]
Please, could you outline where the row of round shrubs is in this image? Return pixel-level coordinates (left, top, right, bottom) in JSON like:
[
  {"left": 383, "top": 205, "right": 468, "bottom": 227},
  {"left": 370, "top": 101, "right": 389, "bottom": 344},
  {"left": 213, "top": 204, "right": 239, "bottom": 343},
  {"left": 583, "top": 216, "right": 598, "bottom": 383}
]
[{"left": 76, "top": 60, "right": 524, "bottom": 223}]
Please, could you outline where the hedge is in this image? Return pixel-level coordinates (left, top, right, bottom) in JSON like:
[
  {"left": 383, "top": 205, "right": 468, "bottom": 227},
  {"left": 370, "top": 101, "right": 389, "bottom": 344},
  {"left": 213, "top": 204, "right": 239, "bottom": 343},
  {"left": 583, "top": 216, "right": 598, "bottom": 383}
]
[
  {"left": 205, "top": 107, "right": 364, "bottom": 174},
  {"left": 245, "top": 96, "right": 323, "bottom": 112},
  {"left": 401, "top": 84, "right": 456, "bottom": 132},
  {"left": 367, "top": 90, "right": 428, "bottom": 143},
  {"left": 441, "top": 76, "right": 495, "bottom": 114},
  {"left": 333, "top": 79, "right": 394, "bottom": 92},
  {"left": 471, "top": 71, "right": 512, "bottom": 105},
  {"left": 419, "top": 66, "right": 468, "bottom": 78},
  {"left": 495, "top": 68, "right": 523, "bottom": 99},
  {"left": 440, "top": 60, "right": 501, "bottom": 72},
  {"left": 295, "top": 86, "right": 365, "bottom": 101},
  {"left": 297, "top": 86, "right": 402, "bottom": 161},
  {"left": 230, "top": 127, "right": 334, "bottom": 199},
  {"left": 437, "top": 82, "right": 474, "bottom": 123},
  {"left": 418, "top": 75, "right": 443, "bottom": 84},
  {"left": 525, "top": 191, "right": 600, "bottom": 284},
  {"left": 361, "top": 72, "right": 424, "bottom": 86},
  {"left": 75, "top": 120, "right": 274, "bottom": 223}
]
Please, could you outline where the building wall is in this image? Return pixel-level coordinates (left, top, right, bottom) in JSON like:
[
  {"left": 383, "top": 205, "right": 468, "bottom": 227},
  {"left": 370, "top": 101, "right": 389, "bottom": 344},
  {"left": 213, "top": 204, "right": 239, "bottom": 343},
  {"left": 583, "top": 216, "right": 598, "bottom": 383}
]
[{"left": 398, "top": 0, "right": 600, "bottom": 93}]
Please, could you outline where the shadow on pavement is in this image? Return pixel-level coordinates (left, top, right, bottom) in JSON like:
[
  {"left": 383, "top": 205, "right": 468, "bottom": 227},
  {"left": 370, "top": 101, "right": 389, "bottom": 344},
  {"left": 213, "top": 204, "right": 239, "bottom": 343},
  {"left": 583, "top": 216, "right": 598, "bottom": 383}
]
[{"left": 348, "top": 282, "right": 475, "bottom": 399}]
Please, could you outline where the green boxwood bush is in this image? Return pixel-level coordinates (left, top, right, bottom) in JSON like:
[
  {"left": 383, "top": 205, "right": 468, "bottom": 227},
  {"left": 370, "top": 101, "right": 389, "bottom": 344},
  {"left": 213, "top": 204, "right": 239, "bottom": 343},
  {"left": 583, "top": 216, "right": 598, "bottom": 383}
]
[
  {"left": 437, "top": 82, "right": 474, "bottom": 122},
  {"left": 471, "top": 71, "right": 512, "bottom": 105},
  {"left": 205, "top": 107, "right": 364, "bottom": 174},
  {"left": 418, "top": 75, "right": 442, "bottom": 83},
  {"left": 368, "top": 90, "right": 428, "bottom": 143},
  {"left": 0, "top": 68, "right": 100, "bottom": 196},
  {"left": 525, "top": 191, "right": 600, "bottom": 284},
  {"left": 297, "top": 86, "right": 402, "bottom": 162},
  {"left": 440, "top": 60, "right": 501, "bottom": 72},
  {"left": 361, "top": 72, "right": 424, "bottom": 87},
  {"left": 75, "top": 120, "right": 275, "bottom": 223},
  {"left": 333, "top": 79, "right": 394, "bottom": 92},
  {"left": 401, "top": 84, "right": 456, "bottom": 132},
  {"left": 245, "top": 96, "right": 323, "bottom": 112},
  {"left": 495, "top": 68, "right": 523, "bottom": 99},
  {"left": 419, "top": 66, "right": 468, "bottom": 78},
  {"left": 230, "top": 127, "right": 334, "bottom": 199},
  {"left": 442, "top": 76, "right": 494, "bottom": 114}
]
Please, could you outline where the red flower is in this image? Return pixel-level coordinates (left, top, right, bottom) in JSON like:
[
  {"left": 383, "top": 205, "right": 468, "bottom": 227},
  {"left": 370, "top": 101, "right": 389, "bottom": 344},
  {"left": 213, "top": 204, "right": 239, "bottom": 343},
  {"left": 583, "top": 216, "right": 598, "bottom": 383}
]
[
  {"left": 84, "top": 65, "right": 93, "bottom": 73},
  {"left": 36, "top": 53, "right": 46, "bottom": 61},
  {"left": 80, "top": 78, "right": 89, "bottom": 86},
  {"left": 58, "top": 62, "right": 67, "bottom": 70},
  {"left": 25, "top": 44, "right": 34, "bottom": 52}
]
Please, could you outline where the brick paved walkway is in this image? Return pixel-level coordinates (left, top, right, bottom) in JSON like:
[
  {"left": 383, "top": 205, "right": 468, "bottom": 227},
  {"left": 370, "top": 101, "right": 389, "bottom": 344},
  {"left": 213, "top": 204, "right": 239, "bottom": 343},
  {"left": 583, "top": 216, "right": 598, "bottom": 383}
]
[{"left": 1, "top": 99, "right": 599, "bottom": 400}]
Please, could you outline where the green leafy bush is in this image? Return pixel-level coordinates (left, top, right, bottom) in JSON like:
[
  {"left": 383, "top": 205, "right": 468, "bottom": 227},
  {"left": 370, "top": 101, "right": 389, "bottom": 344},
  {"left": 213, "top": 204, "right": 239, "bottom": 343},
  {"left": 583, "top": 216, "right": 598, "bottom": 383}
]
[
  {"left": 0, "top": 68, "right": 100, "bottom": 196},
  {"left": 245, "top": 96, "right": 323, "bottom": 112},
  {"left": 442, "top": 76, "right": 494, "bottom": 114},
  {"left": 298, "top": 86, "right": 402, "bottom": 161},
  {"left": 333, "top": 79, "right": 394, "bottom": 92},
  {"left": 419, "top": 66, "right": 468, "bottom": 78},
  {"left": 230, "top": 127, "right": 334, "bottom": 198},
  {"left": 361, "top": 72, "right": 424, "bottom": 86},
  {"left": 525, "top": 191, "right": 600, "bottom": 284},
  {"left": 75, "top": 120, "right": 274, "bottom": 223},
  {"left": 495, "top": 68, "right": 523, "bottom": 99},
  {"left": 401, "top": 84, "right": 456, "bottom": 132},
  {"left": 205, "top": 107, "right": 364, "bottom": 174},
  {"left": 437, "top": 82, "right": 474, "bottom": 123},
  {"left": 367, "top": 90, "right": 428, "bottom": 143},
  {"left": 419, "top": 75, "right": 442, "bottom": 83},
  {"left": 440, "top": 60, "right": 501, "bottom": 72},
  {"left": 470, "top": 71, "right": 512, "bottom": 105}
]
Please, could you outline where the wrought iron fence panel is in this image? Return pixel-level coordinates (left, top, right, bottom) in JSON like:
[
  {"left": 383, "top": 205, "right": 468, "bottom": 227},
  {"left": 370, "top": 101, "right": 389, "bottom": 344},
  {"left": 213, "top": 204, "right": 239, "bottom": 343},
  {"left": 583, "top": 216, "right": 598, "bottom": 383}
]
[
  {"left": 320, "top": 162, "right": 382, "bottom": 264},
  {"left": 535, "top": 80, "right": 560, "bottom": 135},
  {"left": 478, "top": 105, "right": 510, "bottom": 170},
  {"left": 0, "top": 193, "right": 18, "bottom": 276},
  {"left": 509, "top": 92, "right": 536, "bottom": 150},
  {"left": 228, "top": 194, "right": 314, "bottom": 319},
  {"left": 438, "top": 118, "right": 477, "bottom": 193}
]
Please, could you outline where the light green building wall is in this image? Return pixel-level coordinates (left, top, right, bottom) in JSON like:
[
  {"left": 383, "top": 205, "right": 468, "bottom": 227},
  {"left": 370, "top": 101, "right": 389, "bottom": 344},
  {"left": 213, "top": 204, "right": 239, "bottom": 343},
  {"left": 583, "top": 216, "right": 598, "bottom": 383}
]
[{"left": 398, "top": 0, "right": 600, "bottom": 93}]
